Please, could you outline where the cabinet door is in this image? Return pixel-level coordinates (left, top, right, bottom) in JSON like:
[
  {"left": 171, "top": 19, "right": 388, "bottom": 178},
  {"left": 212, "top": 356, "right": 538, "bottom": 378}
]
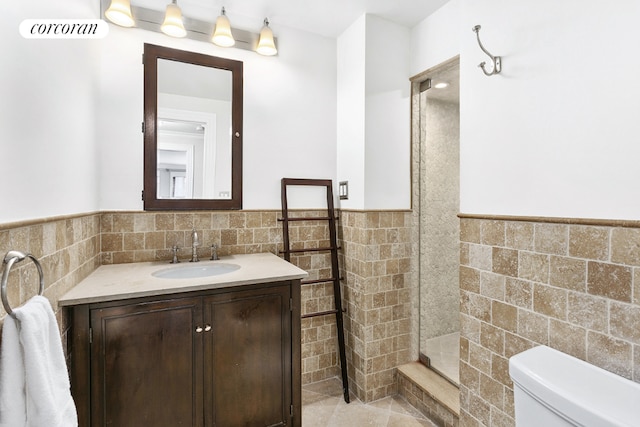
[
  {"left": 91, "top": 297, "right": 203, "bottom": 427},
  {"left": 204, "top": 285, "right": 292, "bottom": 427}
]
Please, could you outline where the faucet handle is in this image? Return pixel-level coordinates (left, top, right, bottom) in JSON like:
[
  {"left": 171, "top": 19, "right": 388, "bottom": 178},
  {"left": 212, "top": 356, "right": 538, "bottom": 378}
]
[
  {"left": 211, "top": 244, "right": 219, "bottom": 261},
  {"left": 170, "top": 245, "right": 180, "bottom": 264}
]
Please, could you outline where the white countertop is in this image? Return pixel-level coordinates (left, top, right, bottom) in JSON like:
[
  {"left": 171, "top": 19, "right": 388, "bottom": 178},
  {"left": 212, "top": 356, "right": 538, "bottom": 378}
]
[{"left": 59, "top": 252, "right": 308, "bottom": 306}]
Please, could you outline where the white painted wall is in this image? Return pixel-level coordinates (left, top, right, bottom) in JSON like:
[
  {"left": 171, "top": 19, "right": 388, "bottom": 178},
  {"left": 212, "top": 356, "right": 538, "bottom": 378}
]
[
  {"left": 10, "top": 0, "right": 634, "bottom": 222},
  {"left": 336, "top": 16, "right": 366, "bottom": 210},
  {"left": 98, "top": 21, "right": 337, "bottom": 210},
  {"left": 364, "top": 15, "right": 411, "bottom": 210},
  {"left": 410, "top": 0, "right": 460, "bottom": 76},
  {"left": 337, "top": 14, "right": 411, "bottom": 210},
  {"left": 1, "top": 0, "right": 100, "bottom": 223},
  {"left": 458, "top": 0, "right": 640, "bottom": 219}
]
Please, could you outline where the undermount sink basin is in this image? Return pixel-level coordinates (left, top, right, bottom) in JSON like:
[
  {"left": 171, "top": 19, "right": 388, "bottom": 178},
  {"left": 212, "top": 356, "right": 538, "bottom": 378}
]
[{"left": 152, "top": 263, "right": 241, "bottom": 279}]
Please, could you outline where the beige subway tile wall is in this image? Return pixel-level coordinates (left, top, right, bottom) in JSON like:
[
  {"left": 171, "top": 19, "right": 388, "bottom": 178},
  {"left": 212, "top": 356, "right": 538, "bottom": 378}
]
[{"left": 459, "top": 216, "right": 640, "bottom": 427}]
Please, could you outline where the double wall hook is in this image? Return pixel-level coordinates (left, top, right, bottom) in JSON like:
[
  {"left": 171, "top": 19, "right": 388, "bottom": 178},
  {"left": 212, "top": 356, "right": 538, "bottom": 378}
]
[{"left": 472, "top": 25, "right": 501, "bottom": 76}]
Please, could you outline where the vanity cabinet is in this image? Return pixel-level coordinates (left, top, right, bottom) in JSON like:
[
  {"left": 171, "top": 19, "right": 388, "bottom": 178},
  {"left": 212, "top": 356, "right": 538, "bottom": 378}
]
[{"left": 68, "top": 280, "right": 301, "bottom": 427}]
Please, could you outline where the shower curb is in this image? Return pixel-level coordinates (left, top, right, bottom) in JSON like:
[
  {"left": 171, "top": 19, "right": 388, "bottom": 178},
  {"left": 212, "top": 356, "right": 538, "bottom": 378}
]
[{"left": 397, "top": 362, "right": 459, "bottom": 427}]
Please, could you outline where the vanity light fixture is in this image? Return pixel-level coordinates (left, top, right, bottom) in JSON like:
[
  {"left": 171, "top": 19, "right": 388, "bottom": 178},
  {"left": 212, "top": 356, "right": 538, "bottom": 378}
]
[
  {"left": 100, "top": 1, "right": 277, "bottom": 55},
  {"left": 161, "top": 0, "right": 187, "bottom": 38},
  {"left": 211, "top": 7, "right": 235, "bottom": 47},
  {"left": 256, "top": 18, "right": 277, "bottom": 56},
  {"left": 434, "top": 82, "right": 449, "bottom": 89},
  {"left": 104, "top": 0, "right": 135, "bottom": 27}
]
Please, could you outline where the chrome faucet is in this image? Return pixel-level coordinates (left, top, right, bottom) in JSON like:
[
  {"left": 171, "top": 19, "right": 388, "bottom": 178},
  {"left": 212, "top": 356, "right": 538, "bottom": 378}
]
[
  {"left": 210, "top": 244, "right": 219, "bottom": 261},
  {"left": 190, "top": 228, "right": 200, "bottom": 262}
]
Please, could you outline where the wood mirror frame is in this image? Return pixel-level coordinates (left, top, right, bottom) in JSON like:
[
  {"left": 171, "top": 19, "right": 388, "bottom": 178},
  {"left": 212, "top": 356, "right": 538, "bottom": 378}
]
[{"left": 143, "top": 43, "right": 243, "bottom": 210}]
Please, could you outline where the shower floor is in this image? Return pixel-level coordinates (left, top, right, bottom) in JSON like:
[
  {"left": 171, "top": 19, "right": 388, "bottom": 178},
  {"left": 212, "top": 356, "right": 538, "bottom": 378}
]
[{"left": 424, "top": 332, "right": 459, "bottom": 385}]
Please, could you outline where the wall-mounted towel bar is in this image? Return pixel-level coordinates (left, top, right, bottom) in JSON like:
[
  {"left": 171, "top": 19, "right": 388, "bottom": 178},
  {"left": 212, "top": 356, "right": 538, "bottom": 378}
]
[{"left": 1, "top": 251, "right": 44, "bottom": 317}]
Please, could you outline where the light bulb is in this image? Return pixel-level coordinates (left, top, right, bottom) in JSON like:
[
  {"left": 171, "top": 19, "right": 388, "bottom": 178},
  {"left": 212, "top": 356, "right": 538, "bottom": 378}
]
[
  {"left": 212, "top": 7, "right": 235, "bottom": 47},
  {"left": 161, "top": 1, "right": 186, "bottom": 38},
  {"left": 256, "top": 18, "right": 277, "bottom": 56},
  {"left": 105, "top": 0, "right": 135, "bottom": 27}
]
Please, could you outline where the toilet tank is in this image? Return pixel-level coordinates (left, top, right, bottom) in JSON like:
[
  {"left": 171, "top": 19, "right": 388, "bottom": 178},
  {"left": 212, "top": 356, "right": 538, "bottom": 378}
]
[{"left": 509, "top": 345, "right": 640, "bottom": 427}]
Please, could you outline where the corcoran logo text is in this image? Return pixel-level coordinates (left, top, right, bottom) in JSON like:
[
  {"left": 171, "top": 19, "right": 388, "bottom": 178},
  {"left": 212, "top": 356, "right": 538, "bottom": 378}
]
[{"left": 20, "top": 19, "right": 108, "bottom": 39}]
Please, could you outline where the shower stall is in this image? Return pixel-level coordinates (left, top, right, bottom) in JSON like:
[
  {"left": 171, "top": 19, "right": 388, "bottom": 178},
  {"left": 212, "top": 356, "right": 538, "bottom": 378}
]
[{"left": 414, "top": 57, "right": 460, "bottom": 385}]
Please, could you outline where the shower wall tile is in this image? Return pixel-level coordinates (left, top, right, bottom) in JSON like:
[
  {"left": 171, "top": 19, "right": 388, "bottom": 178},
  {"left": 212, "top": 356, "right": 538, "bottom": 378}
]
[{"left": 459, "top": 217, "right": 640, "bottom": 427}]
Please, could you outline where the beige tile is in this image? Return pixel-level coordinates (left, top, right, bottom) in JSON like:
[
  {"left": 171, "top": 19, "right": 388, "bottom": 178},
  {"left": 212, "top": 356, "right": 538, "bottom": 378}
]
[
  {"left": 549, "top": 256, "right": 586, "bottom": 292},
  {"left": 567, "top": 292, "right": 608, "bottom": 332},
  {"left": 492, "top": 301, "right": 517, "bottom": 333},
  {"left": 569, "top": 225, "right": 609, "bottom": 260},
  {"left": 609, "top": 301, "right": 640, "bottom": 345},
  {"left": 155, "top": 213, "right": 175, "bottom": 231},
  {"left": 518, "top": 252, "right": 549, "bottom": 283},
  {"left": 479, "top": 373, "right": 503, "bottom": 410},
  {"left": 481, "top": 220, "right": 505, "bottom": 246},
  {"left": 549, "top": 319, "right": 586, "bottom": 360},
  {"left": 112, "top": 213, "right": 134, "bottom": 233},
  {"left": 533, "top": 284, "right": 567, "bottom": 319},
  {"left": 460, "top": 219, "right": 480, "bottom": 244},
  {"left": 611, "top": 228, "right": 640, "bottom": 266},
  {"left": 587, "top": 261, "right": 632, "bottom": 302},
  {"left": 101, "top": 233, "right": 123, "bottom": 252},
  {"left": 534, "top": 223, "right": 568, "bottom": 255},
  {"left": 491, "top": 354, "right": 511, "bottom": 387},
  {"left": 492, "top": 248, "right": 518, "bottom": 277},
  {"left": 460, "top": 266, "right": 480, "bottom": 293},
  {"left": 505, "top": 278, "right": 532, "bottom": 310},
  {"left": 480, "top": 272, "right": 505, "bottom": 301},
  {"left": 587, "top": 331, "right": 633, "bottom": 379},
  {"left": 480, "top": 323, "right": 504, "bottom": 355},
  {"left": 635, "top": 268, "right": 640, "bottom": 306},
  {"left": 505, "top": 222, "right": 534, "bottom": 251},
  {"left": 517, "top": 309, "right": 549, "bottom": 345}
]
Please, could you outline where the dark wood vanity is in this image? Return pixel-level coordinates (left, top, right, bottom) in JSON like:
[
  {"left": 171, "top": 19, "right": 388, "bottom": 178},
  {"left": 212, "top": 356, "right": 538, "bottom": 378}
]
[{"left": 60, "top": 254, "right": 306, "bottom": 427}]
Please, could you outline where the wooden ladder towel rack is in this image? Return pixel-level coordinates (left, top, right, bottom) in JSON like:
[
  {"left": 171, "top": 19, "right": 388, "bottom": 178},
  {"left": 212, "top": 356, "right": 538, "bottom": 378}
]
[{"left": 279, "top": 178, "right": 350, "bottom": 404}]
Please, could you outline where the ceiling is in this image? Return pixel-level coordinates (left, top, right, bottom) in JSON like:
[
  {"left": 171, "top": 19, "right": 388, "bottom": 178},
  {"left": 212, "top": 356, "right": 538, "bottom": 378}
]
[{"left": 130, "top": 0, "right": 451, "bottom": 38}]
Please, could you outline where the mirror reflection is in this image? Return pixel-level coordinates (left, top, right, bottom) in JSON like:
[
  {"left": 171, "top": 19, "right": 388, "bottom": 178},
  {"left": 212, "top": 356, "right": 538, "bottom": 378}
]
[
  {"left": 143, "top": 44, "right": 243, "bottom": 210},
  {"left": 157, "top": 60, "right": 232, "bottom": 200}
]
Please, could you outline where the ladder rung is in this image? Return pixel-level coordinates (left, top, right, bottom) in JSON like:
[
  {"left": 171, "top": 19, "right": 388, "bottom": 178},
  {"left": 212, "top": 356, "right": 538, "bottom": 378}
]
[
  {"left": 301, "top": 308, "right": 346, "bottom": 319},
  {"left": 301, "top": 278, "right": 337, "bottom": 285},
  {"left": 280, "top": 246, "right": 339, "bottom": 254},
  {"left": 279, "top": 216, "right": 333, "bottom": 222}
]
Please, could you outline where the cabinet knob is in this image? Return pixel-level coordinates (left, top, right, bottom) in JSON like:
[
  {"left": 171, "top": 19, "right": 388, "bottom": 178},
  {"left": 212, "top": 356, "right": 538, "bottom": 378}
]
[
  {"left": 204, "top": 324, "right": 212, "bottom": 332},
  {"left": 195, "top": 326, "right": 203, "bottom": 333}
]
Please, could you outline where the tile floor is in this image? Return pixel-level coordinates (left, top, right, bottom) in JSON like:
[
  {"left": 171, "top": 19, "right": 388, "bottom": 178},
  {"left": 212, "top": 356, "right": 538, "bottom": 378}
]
[
  {"left": 423, "top": 332, "right": 459, "bottom": 385},
  {"left": 302, "top": 377, "right": 437, "bottom": 426}
]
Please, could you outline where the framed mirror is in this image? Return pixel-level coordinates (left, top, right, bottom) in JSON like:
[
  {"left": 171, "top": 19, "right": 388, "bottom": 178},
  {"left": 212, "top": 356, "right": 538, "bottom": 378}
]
[{"left": 143, "top": 43, "right": 243, "bottom": 210}]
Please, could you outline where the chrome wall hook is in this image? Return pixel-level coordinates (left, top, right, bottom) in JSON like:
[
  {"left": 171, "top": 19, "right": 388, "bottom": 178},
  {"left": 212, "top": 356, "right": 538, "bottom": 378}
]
[{"left": 472, "top": 25, "right": 502, "bottom": 76}]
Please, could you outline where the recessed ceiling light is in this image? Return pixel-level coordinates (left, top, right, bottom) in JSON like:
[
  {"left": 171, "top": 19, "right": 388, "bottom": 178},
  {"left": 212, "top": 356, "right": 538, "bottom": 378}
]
[{"left": 434, "top": 82, "right": 449, "bottom": 89}]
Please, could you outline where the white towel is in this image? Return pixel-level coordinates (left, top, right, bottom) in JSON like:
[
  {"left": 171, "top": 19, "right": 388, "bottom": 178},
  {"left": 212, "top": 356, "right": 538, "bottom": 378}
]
[{"left": 0, "top": 296, "right": 78, "bottom": 427}]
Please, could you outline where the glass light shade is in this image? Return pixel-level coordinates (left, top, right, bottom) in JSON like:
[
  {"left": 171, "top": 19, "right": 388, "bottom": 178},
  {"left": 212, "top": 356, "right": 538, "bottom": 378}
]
[
  {"left": 256, "top": 22, "right": 277, "bottom": 56},
  {"left": 212, "top": 13, "right": 234, "bottom": 47},
  {"left": 105, "top": 0, "right": 135, "bottom": 27},
  {"left": 161, "top": 2, "right": 187, "bottom": 38}
]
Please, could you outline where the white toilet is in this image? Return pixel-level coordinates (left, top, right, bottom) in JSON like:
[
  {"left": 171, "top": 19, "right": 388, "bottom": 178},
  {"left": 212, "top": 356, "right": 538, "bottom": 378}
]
[{"left": 509, "top": 345, "right": 640, "bottom": 427}]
